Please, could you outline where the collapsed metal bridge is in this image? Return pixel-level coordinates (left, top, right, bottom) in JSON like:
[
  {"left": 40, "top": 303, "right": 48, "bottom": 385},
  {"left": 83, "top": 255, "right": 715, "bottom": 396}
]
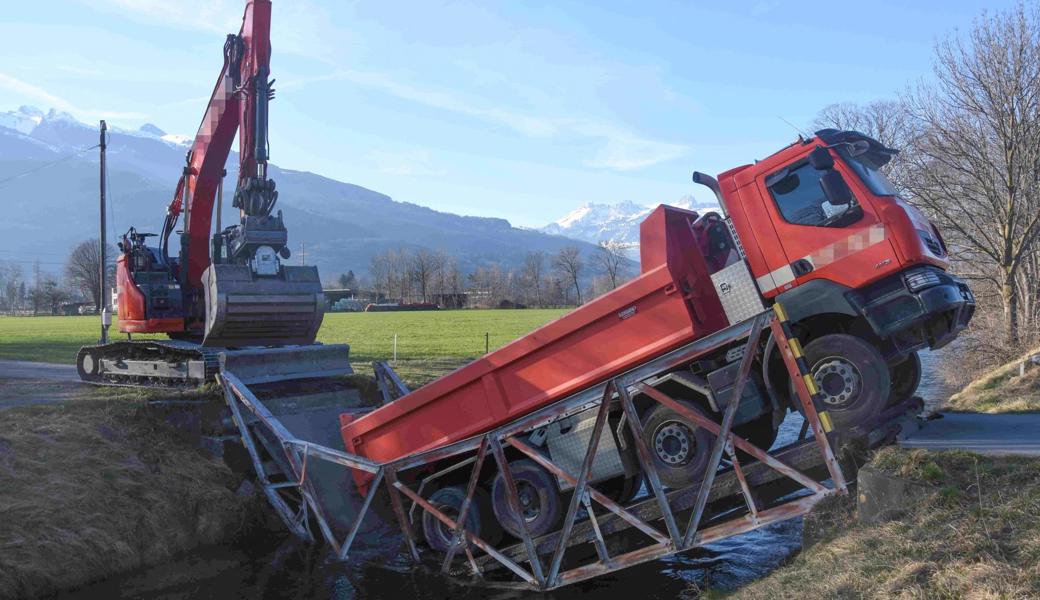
[{"left": 218, "top": 306, "right": 918, "bottom": 591}]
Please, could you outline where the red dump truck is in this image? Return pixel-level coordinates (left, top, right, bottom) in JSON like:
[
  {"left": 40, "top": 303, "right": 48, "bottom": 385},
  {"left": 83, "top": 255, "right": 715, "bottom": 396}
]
[{"left": 338, "top": 129, "right": 974, "bottom": 551}]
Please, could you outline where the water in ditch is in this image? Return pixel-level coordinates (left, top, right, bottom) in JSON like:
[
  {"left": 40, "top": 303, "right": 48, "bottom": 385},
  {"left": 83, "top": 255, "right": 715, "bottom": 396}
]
[{"left": 60, "top": 352, "right": 954, "bottom": 599}]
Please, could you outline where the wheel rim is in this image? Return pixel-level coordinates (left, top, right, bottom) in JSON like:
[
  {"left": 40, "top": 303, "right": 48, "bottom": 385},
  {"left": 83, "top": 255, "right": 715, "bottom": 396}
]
[
  {"left": 812, "top": 356, "right": 862, "bottom": 410},
  {"left": 435, "top": 505, "right": 464, "bottom": 546},
  {"left": 516, "top": 481, "right": 541, "bottom": 522},
  {"left": 653, "top": 421, "right": 695, "bottom": 466}
]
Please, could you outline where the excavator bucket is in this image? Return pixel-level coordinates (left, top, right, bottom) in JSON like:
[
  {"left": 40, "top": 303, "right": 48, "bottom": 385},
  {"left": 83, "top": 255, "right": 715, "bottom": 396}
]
[{"left": 202, "top": 263, "right": 326, "bottom": 348}]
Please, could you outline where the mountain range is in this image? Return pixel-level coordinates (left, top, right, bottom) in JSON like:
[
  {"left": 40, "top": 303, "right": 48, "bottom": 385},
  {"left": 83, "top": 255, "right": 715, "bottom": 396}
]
[
  {"left": 0, "top": 106, "right": 622, "bottom": 282},
  {"left": 537, "top": 196, "right": 720, "bottom": 254}
]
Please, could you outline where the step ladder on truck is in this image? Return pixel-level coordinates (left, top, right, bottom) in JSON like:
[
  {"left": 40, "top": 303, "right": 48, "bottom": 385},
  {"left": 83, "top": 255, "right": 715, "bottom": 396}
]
[{"left": 218, "top": 131, "right": 974, "bottom": 589}]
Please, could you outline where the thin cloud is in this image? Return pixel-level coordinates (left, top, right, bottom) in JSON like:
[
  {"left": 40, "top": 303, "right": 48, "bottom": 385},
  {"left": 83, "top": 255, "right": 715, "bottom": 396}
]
[
  {"left": 286, "top": 69, "right": 688, "bottom": 171},
  {"left": 369, "top": 149, "right": 447, "bottom": 177},
  {"left": 83, "top": 0, "right": 344, "bottom": 64},
  {"left": 84, "top": 0, "right": 241, "bottom": 35},
  {"left": 0, "top": 72, "right": 145, "bottom": 120}
]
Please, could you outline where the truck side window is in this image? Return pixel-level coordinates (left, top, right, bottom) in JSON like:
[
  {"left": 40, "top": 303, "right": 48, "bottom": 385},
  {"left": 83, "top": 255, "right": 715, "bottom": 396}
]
[{"left": 766, "top": 162, "right": 848, "bottom": 227}]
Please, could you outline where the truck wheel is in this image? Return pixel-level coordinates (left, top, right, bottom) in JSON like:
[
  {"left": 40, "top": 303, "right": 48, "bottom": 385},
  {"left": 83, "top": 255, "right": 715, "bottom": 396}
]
[
  {"left": 640, "top": 400, "right": 715, "bottom": 489},
  {"left": 888, "top": 351, "right": 922, "bottom": 407},
  {"left": 421, "top": 486, "right": 484, "bottom": 554},
  {"left": 491, "top": 459, "right": 562, "bottom": 539},
  {"left": 800, "top": 334, "right": 890, "bottom": 430}
]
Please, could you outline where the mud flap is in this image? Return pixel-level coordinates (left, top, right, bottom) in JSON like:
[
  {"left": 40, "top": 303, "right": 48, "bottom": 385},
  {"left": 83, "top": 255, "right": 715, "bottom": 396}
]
[{"left": 203, "top": 263, "right": 325, "bottom": 347}]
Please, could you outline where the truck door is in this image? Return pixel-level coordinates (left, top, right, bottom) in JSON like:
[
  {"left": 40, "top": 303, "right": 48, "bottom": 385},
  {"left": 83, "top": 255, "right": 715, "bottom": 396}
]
[{"left": 755, "top": 157, "right": 893, "bottom": 295}]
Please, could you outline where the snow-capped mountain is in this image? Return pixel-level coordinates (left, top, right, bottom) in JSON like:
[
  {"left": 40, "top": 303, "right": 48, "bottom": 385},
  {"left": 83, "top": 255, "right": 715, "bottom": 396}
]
[
  {"left": 540, "top": 196, "right": 721, "bottom": 252},
  {"left": 0, "top": 106, "right": 45, "bottom": 135}
]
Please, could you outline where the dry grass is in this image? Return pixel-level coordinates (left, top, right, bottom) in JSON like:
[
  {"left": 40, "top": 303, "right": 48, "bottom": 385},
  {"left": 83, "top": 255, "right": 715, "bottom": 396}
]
[
  {"left": 946, "top": 345, "right": 1040, "bottom": 413},
  {"left": 728, "top": 448, "right": 1040, "bottom": 599},
  {"left": 0, "top": 386, "right": 252, "bottom": 598}
]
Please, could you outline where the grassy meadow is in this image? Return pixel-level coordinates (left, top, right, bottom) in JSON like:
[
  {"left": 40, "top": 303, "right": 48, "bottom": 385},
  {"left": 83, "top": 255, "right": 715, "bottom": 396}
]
[{"left": 0, "top": 309, "right": 569, "bottom": 384}]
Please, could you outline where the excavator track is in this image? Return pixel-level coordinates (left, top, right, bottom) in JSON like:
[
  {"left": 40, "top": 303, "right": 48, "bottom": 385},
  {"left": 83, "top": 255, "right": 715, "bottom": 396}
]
[
  {"left": 77, "top": 340, "right": 221, "bottom": 387},
  {"left": 77, "top": 340, "right": 353, "bottom": 387}
]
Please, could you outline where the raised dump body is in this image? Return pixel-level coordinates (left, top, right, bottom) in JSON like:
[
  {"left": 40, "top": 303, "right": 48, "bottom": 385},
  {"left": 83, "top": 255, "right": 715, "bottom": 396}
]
[{"left": 339, "top": 205, "right": 734, "bottom": 464}]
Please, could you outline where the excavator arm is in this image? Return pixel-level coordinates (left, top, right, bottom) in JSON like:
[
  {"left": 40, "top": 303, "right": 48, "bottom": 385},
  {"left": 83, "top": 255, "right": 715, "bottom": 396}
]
[
  {"left": 147, "top": 0, "right": 324, "bottom": 348},
  {"left": 165, "top": 0, "right": 274, "bottom": 290}
]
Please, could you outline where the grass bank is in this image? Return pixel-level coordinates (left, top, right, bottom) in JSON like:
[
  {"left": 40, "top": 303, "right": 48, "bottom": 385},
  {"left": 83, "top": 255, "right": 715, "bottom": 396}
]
[
  {"left": 0, "top": 309, "right": 569, "bottom": 369},
  {"left": 721, "top": 353, "right": 1040, "bottom": 599},
  {"left": 728, "top": 449, "right": 1040, "bottom": 599},
  {"left": 0, "top": 384, "right": 253, "bottom": 598},
  {"left": 945, "top": 345, "right": 1040, "bottom": 413}
]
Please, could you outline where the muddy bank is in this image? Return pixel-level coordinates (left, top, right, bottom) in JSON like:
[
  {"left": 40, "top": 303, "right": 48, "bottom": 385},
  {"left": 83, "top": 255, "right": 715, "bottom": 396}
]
[{"left": 0, "top": 382, "right": 258, "bottom": 598}]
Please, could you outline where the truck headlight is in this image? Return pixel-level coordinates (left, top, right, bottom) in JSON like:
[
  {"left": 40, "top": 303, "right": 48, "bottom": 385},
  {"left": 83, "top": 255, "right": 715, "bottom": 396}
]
[{"left": 904, "top": 268, "right": 942, "bottom": 292}]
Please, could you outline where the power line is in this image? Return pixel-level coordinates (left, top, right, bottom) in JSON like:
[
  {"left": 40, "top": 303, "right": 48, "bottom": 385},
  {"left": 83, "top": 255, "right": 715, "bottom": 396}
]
[{"left": 0, "top": 143, "right": 101, "bottom": 189}]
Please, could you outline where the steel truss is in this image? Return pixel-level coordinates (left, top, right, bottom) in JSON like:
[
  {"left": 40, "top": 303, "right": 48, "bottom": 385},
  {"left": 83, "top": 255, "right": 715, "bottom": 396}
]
[{"left": 220, "top": 305, "right": 851, "bottom": 591}]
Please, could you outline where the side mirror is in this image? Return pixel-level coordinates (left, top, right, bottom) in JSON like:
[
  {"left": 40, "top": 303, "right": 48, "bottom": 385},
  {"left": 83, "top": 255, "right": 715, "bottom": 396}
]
[
  {"left": 820, "top": 170, "right": 853, "bottom": 205},
  {"left": 808, "top": 146, "right": 834, "bottom": 170}
]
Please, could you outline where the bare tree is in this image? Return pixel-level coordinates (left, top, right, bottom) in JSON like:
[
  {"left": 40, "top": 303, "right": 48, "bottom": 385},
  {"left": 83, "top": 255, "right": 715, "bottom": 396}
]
[
  {"left": 901, "top": 3, "right": 1040, "bottom": 346},
  {"left": 552, "top": 246, "right": 584, "bottom": 305},
  {"left": 521, "top": 251, "right": 546, "bottom": 307},
  {"left": 438, "top": 255, "right": 464, "bottom": 308},
  {"left": 408, "top": 249, "right": 443, "bottom": 304},
  {"left": 0, "top": 262, "right": 24, "bottom": 312},
  {"left": 29, "top": 277, "right": 69, "bottom": 315},
  {"left": 369, "top": 250, "right": 404, "bottom": 302},
  {"left": 594, "top": 240, "right": 627, "bottom": 290}
]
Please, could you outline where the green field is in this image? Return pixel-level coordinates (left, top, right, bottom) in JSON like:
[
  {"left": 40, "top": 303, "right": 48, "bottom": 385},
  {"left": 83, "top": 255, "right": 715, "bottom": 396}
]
[{"left": 0, "top": 310, "right": 568, "bottom": 383}]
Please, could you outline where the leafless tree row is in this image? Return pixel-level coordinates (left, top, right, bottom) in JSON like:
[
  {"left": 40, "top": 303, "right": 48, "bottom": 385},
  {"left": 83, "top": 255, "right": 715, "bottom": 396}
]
[{"left": 359, "top": 243, "right": 632, "bottom": 309}]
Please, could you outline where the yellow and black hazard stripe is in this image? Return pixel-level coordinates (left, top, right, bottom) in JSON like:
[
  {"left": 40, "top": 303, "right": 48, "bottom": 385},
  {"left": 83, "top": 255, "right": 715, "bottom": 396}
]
[{"left": 771, "top": 302, "right": 834, "bottom": 433}]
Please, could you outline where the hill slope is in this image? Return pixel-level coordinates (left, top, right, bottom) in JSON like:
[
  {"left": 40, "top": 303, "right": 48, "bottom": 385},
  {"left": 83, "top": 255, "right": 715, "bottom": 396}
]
[{"left": 0, "top": 106, "right": 601, "bottom": 279}]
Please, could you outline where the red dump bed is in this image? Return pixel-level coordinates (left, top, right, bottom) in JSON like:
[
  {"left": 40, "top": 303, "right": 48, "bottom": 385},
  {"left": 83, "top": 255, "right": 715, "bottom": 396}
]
[{"left": 339, "top": 205, "right": 729, "bottom": 464}]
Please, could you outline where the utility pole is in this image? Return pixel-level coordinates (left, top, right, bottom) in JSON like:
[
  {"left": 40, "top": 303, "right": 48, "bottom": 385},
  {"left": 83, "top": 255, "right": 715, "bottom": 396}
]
[
  {"left": 99, "top": 120, "right": 111, "bottom": 343},
  {"left": 299, "top": 242, "right": 307, "bottom": 266}
]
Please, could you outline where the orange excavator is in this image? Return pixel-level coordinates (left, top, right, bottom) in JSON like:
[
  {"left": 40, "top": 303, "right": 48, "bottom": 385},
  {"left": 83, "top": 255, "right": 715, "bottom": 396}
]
[{"left": 77, "top": 0, "right": 349, "bottom": 385}]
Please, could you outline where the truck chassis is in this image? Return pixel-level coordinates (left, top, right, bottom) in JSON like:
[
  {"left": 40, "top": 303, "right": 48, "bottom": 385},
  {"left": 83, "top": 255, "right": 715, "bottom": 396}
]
[{"left": 219, "top": 305, "right": 919, "bottom": 591}]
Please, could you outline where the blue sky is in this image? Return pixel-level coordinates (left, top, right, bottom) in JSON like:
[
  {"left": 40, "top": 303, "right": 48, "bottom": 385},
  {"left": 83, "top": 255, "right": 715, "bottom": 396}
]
[{"left": 0, "top": 0, "right": 1013, "bottom": 227}]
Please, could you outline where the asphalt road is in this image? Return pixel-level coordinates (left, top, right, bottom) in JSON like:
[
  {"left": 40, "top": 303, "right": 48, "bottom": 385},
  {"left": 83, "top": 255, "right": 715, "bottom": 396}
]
[
  {"left": 0, "top": 360, "right": 83, "bottom": 408},
  {"left": 0, "top": 359, "right": 80, "bottom": 382},
  {"left": 899, "top": 412, "right": 1040, "bottom": 457}
]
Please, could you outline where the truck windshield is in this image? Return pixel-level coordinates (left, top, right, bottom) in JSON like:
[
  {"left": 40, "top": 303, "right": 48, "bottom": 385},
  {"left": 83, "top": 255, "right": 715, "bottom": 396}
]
[{"left": 841, "top": 151, "right": 900, "bottom": 196}]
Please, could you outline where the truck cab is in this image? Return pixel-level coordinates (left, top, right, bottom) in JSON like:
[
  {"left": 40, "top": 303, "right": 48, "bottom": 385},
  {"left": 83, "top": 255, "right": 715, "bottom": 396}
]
[{"left": 705, "top": 129, "right": 974, "bottom": 419}]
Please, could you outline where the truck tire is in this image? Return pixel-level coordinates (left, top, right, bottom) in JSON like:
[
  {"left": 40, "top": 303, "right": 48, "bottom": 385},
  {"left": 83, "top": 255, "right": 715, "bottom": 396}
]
[
  {"left": 801, "top": 334, "right": 890, "bottom": 430},
  {"left": 422, "top": 486, "right": 486, "bottom": 554},
  {"left": 888, "top": 351, "right": 922, "bottom": 407},
  {"left": 491, "top": 459, "right": 562, "bottom": 539},
  {"left": 640, "top": 400, "right": 716, "bottom": 489}
]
